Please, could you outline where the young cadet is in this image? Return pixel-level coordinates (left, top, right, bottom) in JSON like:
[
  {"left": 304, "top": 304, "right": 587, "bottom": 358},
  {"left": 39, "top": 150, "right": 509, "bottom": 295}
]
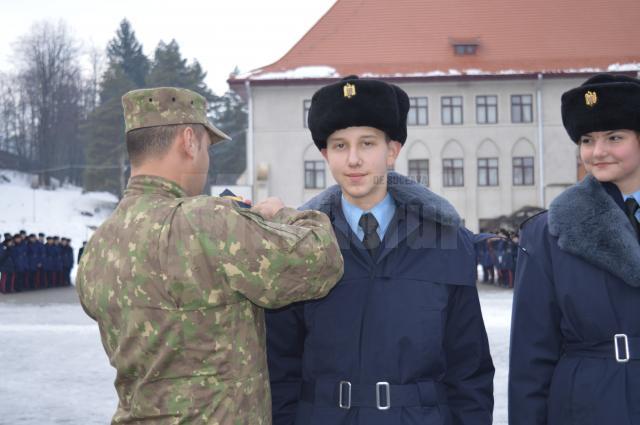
[
  {"left": 266, "top": 76, "right": 494, "bottom": 425},
  {"left": 509, "top": 74, "right": 640, "bottom": 425}
]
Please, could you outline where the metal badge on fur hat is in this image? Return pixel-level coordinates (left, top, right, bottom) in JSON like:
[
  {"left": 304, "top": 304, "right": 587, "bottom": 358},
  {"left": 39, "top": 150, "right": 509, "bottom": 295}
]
[
  {"left": 307, "top": 76, "right": 410, "bottom": 149},
  {"left": 561, "top": 74, "right": 640, "bottom": 143},
  {"left": 121, "top": 87, "right": 230, "bottom": 144}
]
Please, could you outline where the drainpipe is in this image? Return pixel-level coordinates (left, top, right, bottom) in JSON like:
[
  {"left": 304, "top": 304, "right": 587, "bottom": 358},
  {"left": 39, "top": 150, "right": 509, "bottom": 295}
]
[
  {"left": 245, "top": 79, "right": 254, "bottom": 200},
  {"left": 536, "top": 73, "right": 545, "bottom": 207}
]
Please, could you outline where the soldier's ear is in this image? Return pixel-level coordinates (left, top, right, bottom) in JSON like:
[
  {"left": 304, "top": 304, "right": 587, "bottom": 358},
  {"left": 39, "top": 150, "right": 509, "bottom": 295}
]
[
  {"left": 178, "top": 126, "right": 198, "bottom": 159},
  {"left": 320, "top": 148, "right": 328, "bottom": 161}
]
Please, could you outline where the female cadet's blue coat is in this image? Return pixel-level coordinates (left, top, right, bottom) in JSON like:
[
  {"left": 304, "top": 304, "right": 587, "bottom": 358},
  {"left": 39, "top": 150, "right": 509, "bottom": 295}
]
[
  {"left": 266, "top": 173, "right": 494, "bottom": 425},
  {"left": 509, "top": 174, "right": 640, "bottom": 425}
]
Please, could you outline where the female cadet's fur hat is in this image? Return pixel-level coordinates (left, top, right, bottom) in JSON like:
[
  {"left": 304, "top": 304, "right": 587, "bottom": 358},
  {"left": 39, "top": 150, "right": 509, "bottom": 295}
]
[
  {"left": 561, "top": 73, "right": 640, "bottom": 143},
  {"left": 307, "top": 75, "right": 410, "bottom": 150}
]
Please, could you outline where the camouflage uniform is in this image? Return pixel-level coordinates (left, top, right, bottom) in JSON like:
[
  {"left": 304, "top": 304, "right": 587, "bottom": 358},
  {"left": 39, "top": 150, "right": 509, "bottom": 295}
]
[{"left": 76, "top": 87, "right": 344, "bottom": 424}]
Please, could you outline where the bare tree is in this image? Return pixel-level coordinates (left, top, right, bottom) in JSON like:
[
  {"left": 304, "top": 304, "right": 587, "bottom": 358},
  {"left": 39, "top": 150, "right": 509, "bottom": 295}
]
[{"left": 12, "top": 20, "right": 83, "bottom": 186}]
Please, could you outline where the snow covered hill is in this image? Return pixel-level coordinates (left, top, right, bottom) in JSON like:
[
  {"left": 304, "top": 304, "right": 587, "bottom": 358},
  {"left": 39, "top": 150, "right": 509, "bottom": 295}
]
[{"left": 0, "top": 169, "right": 118, "bottom": 280}]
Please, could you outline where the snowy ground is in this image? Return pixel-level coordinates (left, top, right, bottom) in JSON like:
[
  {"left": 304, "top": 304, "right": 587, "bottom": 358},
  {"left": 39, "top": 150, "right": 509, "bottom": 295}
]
[{"left": 0, "top": 284, "right": 512, "bottom": 424}]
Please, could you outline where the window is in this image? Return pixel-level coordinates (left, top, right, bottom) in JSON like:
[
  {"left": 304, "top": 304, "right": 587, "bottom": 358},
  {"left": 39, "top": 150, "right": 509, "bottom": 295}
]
[
  {"left": 478, "top": 158, "right": 499, "bottom": 186},
  {"left": 408, "top": 159, "right": 429, "bottom": 186},
  {"left": 408, "top": 97, "right": 428, "bottom": 126},
  {"left": 303, "top": 99, "right": 311, "bottom": 128},
  {"left": 476, "top": 95, "right": 497, "bottom": 124},
  {"left": 513, "top": 156, "right": 535, "bottom": 186},
  {"left": 453, "top": 44, "right": 478, "bottom": 55},
  {"left": 443, "top": 158, "right": 464, "bottom": 187},
  {"left": 304, "top": 160, "right": 325, "bottom": 189},
  {"left": 511, "top": 95, "right": 533, "bottom": 123},
  {"left": 441, "top": 96, "right": 463, "bottom": 125}
]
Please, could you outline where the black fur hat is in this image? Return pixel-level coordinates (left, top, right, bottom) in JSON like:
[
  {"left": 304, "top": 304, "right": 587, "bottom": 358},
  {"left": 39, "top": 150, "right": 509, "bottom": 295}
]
[
  {"left": 561, "top": 73, "right": 640, "bottom": 143},
  {"left": 308, "top": 75, "right": 410, "bottom": 149}
]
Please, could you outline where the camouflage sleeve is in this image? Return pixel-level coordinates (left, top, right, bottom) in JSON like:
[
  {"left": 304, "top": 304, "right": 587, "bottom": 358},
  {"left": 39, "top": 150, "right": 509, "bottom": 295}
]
[
  {"left": 177, "top": 198, "right": 344, "bottom": 309},
  {"left": 75, "top": 253, "right": 98, "bottom": 321}
]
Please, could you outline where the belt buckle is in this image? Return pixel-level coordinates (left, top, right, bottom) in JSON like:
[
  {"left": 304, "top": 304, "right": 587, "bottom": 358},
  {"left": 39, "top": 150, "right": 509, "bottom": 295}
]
[
  {"left": 376, "top": 381, "right": 391, "bottom": 410},
  {"left": 614, "top": 334, "right": 630, "bottom": 363},
  {"left": 338, "top": 381, "right": 351, "bottom": 409}
]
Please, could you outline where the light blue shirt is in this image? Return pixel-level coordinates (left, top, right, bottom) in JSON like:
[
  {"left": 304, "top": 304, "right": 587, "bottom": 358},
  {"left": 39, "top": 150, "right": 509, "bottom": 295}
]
[
  {"left": 341, "top": 193, "right": 396, "bottom": 242},
  {"left": 623, "top": 190, "right": 640, "bottom": 222}
]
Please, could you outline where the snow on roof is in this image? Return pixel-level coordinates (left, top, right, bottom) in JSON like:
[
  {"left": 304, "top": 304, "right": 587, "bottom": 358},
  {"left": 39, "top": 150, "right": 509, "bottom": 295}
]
[
  {"left": 236, "top": 63, "right": 640, "bottom": 83},
  {"left": 237, "top": 66, "right": 338, "bottom": 81}
]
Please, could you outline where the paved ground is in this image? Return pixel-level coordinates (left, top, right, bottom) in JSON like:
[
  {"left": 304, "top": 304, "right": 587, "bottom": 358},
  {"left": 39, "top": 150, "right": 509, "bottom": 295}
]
[
  {"left": 0, "top": 283, "right": 513, "bottom": 424},
  {"left": 0, "top": 285, "right": 80, "bottom": 305}
]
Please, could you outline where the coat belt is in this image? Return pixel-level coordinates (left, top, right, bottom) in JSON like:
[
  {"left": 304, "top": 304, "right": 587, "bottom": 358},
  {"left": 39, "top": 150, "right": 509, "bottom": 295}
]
[
  {"left": 300, "top": 379, "right": 447, "bottom": 409},
  {"left": 564, "top": 334, "right": 640, "bottom": 362}
]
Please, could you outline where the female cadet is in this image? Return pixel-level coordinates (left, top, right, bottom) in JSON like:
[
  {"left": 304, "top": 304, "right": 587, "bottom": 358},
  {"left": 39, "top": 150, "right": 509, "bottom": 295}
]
[{"left": 509, "top": 74, "right": 640, "bottom": 425}]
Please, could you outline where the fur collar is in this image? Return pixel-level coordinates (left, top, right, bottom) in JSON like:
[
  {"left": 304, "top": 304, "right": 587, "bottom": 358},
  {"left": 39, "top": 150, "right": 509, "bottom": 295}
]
[
  {"left": 301, "top": 172, "right": 461, "bottom": 227},
  {"left": 548, "top": 174, "right": 640, "bottom": 287}
]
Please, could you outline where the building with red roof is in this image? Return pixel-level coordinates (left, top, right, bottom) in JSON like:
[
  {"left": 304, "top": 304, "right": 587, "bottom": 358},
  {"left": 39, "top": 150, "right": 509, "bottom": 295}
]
[{"left": 229, "top": 0, "right": 640, "bottom": 231}]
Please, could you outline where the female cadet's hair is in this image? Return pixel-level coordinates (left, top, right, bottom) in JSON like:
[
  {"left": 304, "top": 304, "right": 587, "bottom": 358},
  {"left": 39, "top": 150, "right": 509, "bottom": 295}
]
[{"left": 126, "top": 123, "right": 207, "bottom": 166}]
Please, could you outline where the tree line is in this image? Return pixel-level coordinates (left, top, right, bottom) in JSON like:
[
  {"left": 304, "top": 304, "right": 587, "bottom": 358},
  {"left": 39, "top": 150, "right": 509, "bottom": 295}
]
[{"left": 0, "top": 19, "right": 246, "bottom": 195}]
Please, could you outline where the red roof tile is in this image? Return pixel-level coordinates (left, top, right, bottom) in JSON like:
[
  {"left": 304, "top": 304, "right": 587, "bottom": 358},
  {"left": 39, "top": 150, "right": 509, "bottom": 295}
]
[{"left": 231, "top": 0, "right": 640, "bottom": 84}]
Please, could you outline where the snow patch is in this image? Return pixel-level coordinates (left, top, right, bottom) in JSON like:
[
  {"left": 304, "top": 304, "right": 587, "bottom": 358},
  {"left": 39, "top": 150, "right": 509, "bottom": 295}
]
[
  {"left": 248, "top": 65, "right": 339, "bottom": 80},
  {"left": 608, "top": 62, "right": 640, "bottom": 71}
]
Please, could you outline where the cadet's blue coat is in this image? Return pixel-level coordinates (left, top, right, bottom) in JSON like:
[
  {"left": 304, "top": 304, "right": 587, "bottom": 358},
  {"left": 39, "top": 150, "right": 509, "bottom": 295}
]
[
  {"left": 10, "top": 241, "right": 28, "bottom": 272},
  {"left": 475, "top": 240, "right": 493, "bottom": 268},
  {"left": 28, "top": 240, "right": 45, "bottom": 270},
  {"left": 45, "top": 244, "right": 63, "bottom": 271},
  {"left": 61, "top": 245, "right": 74, "bottom": 269},
  {"left": 509, "top": 175, "right": 640, "bottom": 425},
  {"left": 266, "top": 173, "right": 494, "bottom": 425},
  {"left": 0, "top": 244, "right": 14, "bottom": 273},
  {"left": 498, "top": 239, "right": 516, "bottom": 270}
]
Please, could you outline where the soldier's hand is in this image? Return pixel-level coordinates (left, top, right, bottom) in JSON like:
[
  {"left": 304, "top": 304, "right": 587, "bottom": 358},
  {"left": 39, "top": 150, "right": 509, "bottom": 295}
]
[{"left": 252, "top": 197, "right": 285, "bottom": 219}]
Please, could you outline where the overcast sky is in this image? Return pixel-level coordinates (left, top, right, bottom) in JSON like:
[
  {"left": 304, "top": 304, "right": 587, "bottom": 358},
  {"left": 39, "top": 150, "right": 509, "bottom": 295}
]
[{"left": 0, "top": 0, "right": 336, "bottom": 95}]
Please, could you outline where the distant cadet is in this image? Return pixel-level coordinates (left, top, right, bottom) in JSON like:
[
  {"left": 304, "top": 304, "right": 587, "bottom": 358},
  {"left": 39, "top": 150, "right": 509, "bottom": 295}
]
[
  {"left": 11, "top": 234, "right": 27, "bottom": 292},
  {"left": 60, "top": 238, "right": 73, "bottom": 285},
  {"left": 31, "top": 233, "right": 46, "bottom": 289},
  {"left": 51, "top": 236, "right": 63, "bottom": 287},
  {"left": 77, "top": 241, "right": 86, "bottom": 264},
  {"left": 44, "top": 236, "right": 55, "bottom": 287},
  {"left": 0, "top": 237, "right": 16, "bottom": 293}
]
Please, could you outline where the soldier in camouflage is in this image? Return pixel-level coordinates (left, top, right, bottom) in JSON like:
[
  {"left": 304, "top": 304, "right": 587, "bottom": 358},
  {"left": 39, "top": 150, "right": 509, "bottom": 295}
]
[{"left": 76, "top": 87, "right": 344, "bottom": 424}]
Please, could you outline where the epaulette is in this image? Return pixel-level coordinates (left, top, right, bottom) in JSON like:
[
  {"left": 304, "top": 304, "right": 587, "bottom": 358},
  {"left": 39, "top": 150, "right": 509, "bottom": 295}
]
[{"left": 519, "top": 209, "right": 548, "bottom": 230}]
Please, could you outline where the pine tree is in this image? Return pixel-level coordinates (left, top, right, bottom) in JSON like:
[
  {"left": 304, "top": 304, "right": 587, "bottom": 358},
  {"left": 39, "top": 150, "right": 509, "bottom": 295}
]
[
  {"left": 147, "top": 40, "right": 214, "bottom": 101},
  {"left": 209, "top": 89, "right": 247, "bottom": 185},
  {"left": 106, "top": 19, "right": 149, "bottom": 87},
  {"left": 83, "top": 65, "right": 136, "bottom": 194},
  {"left": 83, "top": 19, "right": 149, "bottom": 194}
]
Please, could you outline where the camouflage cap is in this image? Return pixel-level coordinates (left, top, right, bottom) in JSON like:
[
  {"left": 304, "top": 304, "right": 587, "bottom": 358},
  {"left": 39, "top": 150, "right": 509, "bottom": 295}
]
[{"left": 122, "top": 87, "right": 230, "bottom": 144}]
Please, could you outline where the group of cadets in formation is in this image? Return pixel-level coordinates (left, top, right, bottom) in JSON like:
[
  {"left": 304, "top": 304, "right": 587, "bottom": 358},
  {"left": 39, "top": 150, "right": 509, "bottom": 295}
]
[
  {"left": 1, "top": 228, "right": 521, "bottom": 293},
  {"left": 476, "top": 231, "right": 520, "bottom": 288},
  {"left": 0, "top": 230, "right": 87, "bottom": 293}
]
